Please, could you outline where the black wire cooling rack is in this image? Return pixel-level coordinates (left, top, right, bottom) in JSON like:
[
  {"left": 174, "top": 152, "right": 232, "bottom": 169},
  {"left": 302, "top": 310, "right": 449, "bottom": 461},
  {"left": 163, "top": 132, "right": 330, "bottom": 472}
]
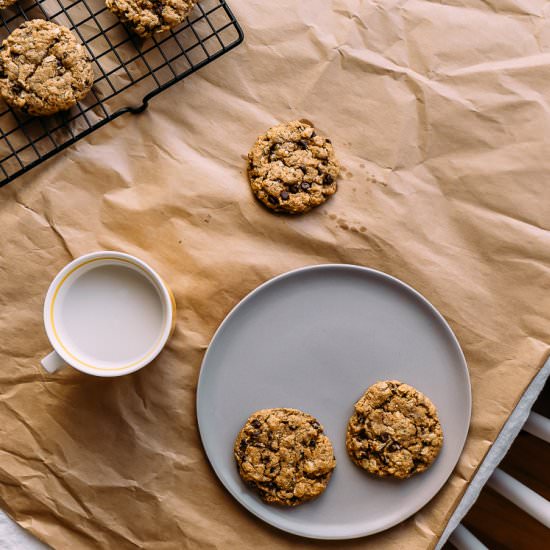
[{"left": 0, "top": 0, "right": 243, "bottom": 186}]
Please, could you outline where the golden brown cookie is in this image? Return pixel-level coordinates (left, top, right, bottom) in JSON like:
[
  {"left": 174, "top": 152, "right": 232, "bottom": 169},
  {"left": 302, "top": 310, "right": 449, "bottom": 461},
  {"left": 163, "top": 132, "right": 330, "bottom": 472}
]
[
  {"left": 346, "top": 380, "right": 443, "bottom": 479},
  {"left": 234, "top": 408, "right": 336, "bottom": 506},
  {"left": 247, "top": 120, "right": 340, "bottom": 214},
  {"left": 106, "top": 0, "right": 196, "bottom": 37},
  {"left": 0, "top": 20, "right": 93, "bottom": 116}
]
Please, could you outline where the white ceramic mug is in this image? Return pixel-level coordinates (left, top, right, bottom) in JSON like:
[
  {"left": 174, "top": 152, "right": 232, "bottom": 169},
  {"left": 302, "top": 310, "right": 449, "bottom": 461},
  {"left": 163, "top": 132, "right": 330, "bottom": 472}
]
[{"left": 42, "top": 251, "right": 176, "bottom": 377}]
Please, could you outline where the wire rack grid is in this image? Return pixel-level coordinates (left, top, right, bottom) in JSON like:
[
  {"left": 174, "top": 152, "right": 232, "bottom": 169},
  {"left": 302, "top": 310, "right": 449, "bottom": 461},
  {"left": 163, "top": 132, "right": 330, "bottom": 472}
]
[{"left": 0, "top": 0, "right": 243, "bottom": 187}]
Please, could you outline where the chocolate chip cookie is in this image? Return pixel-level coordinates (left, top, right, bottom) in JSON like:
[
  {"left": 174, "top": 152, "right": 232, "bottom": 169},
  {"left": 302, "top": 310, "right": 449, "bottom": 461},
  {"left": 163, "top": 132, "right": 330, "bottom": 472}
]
[
  {"left": 346, "top": 381, "right": 443, "bottom": 479},
  {"left": 106, "top": 0, "right": 196, "bottom": 37},
  {"left": 0, "top": 20, "right": 93, "bottom": 116},
  {"left": 234, "top": 408, "right": 336, "bottom": 506},
  {"left": 247, "top": 120, "right": 340, "bottom": 214}
]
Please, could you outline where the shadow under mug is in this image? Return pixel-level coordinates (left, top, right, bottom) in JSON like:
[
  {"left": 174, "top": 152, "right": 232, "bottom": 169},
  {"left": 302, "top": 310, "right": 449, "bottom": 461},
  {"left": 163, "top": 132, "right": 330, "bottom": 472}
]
[{"left": 42, "top": 251, "right": 176, "bottom": 377}]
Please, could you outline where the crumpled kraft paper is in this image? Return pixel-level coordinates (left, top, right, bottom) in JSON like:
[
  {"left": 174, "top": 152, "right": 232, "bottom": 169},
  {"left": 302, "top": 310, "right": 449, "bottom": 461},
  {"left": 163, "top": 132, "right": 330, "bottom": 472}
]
[{"left": 1, "top": 1, "right": 550, "bottom": 548}]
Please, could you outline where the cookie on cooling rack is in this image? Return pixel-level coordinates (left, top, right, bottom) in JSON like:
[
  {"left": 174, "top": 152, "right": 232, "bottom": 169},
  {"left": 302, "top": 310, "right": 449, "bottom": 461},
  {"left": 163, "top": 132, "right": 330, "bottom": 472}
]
[
  {"left": 106, "top": 0, "right": 197, "bottom": 38},
  {"left": 0, "top": 19, "right": 94, "bottom": 116}
]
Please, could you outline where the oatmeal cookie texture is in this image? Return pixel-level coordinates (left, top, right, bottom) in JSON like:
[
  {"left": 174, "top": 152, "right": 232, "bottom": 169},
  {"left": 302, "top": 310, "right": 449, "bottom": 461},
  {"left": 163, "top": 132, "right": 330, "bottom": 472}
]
[
  {"left": 0, "top": 20, "right": 93, "bottom": 116},
  {"left": 247, "top": 120, "right": 340, "bottom": 214},
  {"left": 234, "top": 408, "right": 336, "bottom": 506},
  {"left": 346, "top": 380, "right": 443, "bottom": 479},
  {"left": 106, "top": 0, "right": 196, "bottom": 37}
]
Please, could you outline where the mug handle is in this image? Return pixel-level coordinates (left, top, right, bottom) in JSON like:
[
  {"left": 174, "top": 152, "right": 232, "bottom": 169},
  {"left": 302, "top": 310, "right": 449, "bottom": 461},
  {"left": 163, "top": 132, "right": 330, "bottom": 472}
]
[{"left": 41, "top": 351, "right": 68, "bottom": 374}]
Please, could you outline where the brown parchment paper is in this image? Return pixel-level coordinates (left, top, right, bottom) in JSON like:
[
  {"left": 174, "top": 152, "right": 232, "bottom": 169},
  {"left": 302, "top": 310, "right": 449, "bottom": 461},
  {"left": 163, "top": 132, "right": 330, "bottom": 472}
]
[{"left": 1, "top": 1, "right": 550, "bottom": 548}]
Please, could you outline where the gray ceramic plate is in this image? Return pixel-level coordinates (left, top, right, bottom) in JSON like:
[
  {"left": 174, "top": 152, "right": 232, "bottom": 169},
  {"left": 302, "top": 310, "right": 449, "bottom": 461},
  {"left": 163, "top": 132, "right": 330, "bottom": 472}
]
[{"left": 197, "top": 264, "right": 471, "bottom": 540}]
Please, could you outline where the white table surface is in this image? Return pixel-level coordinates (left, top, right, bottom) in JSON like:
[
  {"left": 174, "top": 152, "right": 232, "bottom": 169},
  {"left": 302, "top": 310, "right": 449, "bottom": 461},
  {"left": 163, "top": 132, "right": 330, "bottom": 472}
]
[{"left": 1, "top": 358, "right": 548, "bottom": 550}]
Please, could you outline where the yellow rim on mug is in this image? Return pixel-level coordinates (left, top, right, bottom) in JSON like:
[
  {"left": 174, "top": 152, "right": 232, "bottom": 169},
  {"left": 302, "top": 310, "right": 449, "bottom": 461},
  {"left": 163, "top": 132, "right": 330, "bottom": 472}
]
[{"left": 49, "top": 256, "right": 174, "bottom": 372}]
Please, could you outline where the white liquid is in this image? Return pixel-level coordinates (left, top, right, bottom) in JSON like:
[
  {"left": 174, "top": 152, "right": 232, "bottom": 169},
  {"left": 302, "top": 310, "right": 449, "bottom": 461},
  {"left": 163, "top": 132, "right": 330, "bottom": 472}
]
[{"left": 55, "top": 264, "right": 165, "bottom": 366}]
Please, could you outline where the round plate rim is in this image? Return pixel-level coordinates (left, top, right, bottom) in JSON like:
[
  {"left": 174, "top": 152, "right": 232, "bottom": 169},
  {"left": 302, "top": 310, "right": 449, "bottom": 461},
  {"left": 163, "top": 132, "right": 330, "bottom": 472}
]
[{"left": 196, "top": 263, "right": 471, "bottom": 540}]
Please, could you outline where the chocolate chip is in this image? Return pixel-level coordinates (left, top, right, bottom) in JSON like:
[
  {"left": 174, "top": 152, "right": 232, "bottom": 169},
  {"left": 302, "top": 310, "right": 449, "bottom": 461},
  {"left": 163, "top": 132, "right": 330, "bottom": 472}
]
[
  {"left": 289, "top": 185, "right": 299, "bottom": 193},
  {"left": 308, "top": 440, "right": 316, "bottom": 448},
  {"left": 281, "top": 191, "right": 289, "bottom": 200},
  {"left": 300, "top": 166, "right": 307, "bottom": 173},
  {"left": 325, "top": 138, "right": 332, "bottom": 144},
  {"left": 152, "top": 0, "right": 164, "bottom": 17},
  {"left": 251, "top": 419, "right": 261, "bottom": 429},
  {"left": 311, "top": 421, "right": 321, "bottom": 429},
  {"left": 297, "top": 140, "right": 308, "bottom": 149},
  {"left": 311, "top": 131, "right": 316, "bottom": 137},
  {"left": 268, "top": 195, "right": 279, "bottom": 205},
  {"left": 239, "top": 440, "right": 247, "bottom": 451},
  {"left": 323, "top": 174, "right": 334, "bottom": 185},
  {"left": 301, "top": 182, "right": 310, "bottom": 191}
]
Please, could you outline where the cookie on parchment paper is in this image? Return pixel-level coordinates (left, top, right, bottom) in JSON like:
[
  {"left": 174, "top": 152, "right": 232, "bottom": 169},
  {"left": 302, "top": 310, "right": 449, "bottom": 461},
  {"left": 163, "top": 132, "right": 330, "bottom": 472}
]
[{"left": 247, "top": 120, "right": 340, "bottom": 214}]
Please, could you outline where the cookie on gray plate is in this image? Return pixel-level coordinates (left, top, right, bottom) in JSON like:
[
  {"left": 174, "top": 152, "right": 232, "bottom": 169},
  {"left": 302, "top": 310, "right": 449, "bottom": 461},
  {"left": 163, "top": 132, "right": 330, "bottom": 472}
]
[
  {"left": 234, "top": 408, "right": 336, "bottom": 506},
  {"left": 106, "top": 0, "right": 196, "bottom": 37},
  {"left": 247, "top": 120, "right": 340, "bottom": 214},
  {"left": 346, "top": 380, "right": 443, "bottom": 479},
  {"left": 0, "top": 20, "right": 94, "bottom": 116}
]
